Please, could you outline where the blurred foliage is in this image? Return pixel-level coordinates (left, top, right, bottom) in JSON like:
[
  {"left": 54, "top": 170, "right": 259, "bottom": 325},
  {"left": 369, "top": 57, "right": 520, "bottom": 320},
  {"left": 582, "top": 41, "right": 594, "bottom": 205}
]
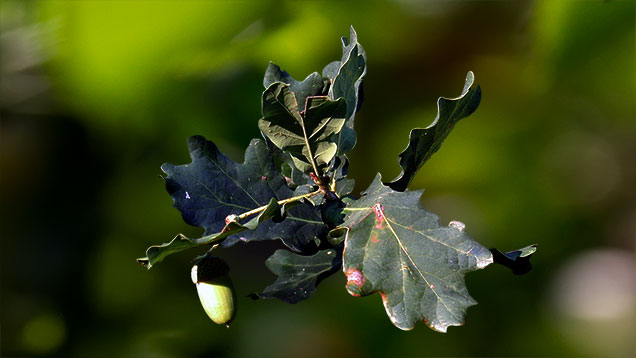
[{"left": 1, "top": 0, "right": 634, "bottom": 357}]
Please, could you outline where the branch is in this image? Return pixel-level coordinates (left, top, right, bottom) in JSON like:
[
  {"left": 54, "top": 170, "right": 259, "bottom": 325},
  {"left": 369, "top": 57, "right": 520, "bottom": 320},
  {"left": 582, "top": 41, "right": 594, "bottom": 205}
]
[{"left": 234, "top": 189, "right": 321, "bottom": 222}]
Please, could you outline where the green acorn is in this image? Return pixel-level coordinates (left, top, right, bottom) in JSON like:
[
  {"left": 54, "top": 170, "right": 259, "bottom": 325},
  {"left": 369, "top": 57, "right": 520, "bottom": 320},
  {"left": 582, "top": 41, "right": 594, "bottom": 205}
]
[{"left": 191, "top": 256, "right": 237, "bottom": 327}]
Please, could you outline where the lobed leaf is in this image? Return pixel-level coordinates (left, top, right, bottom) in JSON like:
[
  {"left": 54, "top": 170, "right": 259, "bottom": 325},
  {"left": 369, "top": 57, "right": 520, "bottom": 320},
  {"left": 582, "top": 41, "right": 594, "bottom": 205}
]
[
  {"left": 326, "top": 26, "right": 367, "bottom": 156},
  {"left": 259, "top": 83, "right": 346, "bottom": 174},
  {"left": 160, "top": 135, "right": 325, "bottom": 254},
  {"left": 137, "top": 199, "right": 283, "bottom": 269},
  {"left": 263, "top": 62, "right": 328, "bottom": 112},
  {"left": 256, "top": 248, "right": 342, "bottom": 303},
  {"left": 263, "top": 137, "right": 313, "bottom": 190},
  {"left": 387, "top": 71, "right": 481, "bottom": 192},
  {"left": 341, "top": 174, "right": 493, "bottom": 332}
]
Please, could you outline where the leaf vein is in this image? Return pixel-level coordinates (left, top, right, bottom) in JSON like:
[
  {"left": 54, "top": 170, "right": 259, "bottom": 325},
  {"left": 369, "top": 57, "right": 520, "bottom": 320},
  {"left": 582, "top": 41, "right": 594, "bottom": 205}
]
[
  {"left": 388, "top": 219, "right": 471, "bottom": 256},
  {"left": 383, "top": 214, "right": 460, "bottom": 323}
]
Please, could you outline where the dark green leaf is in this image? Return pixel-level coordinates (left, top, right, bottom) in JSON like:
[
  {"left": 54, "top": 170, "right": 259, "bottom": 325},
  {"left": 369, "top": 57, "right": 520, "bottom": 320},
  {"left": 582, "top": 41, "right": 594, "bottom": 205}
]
[
  {"left": 263, "top": 137, "right": 313, "bottom": 189},
  {"left": 263, "top": 62, "right": 327, "bottom": 112},
  {"left": 332, "top": 156, "right": 355, "bottom": 197},
  {"left": 137, "top": 234, "right": 199, "bottom": 269},
  {"left": 259, "top": 83, "right": 346, "bottom": 174},
  {"left": 335, "top": 178, "right": 355, "bottom": 198},
  {"left": 257, "top": 248, "right": 342, "bottom": 303},
  {"left": 387, "top": 71, "right": 482, "bottom": 191},
  {"left": 293, "top": 184, "right": 324, "bottom": 206},
  {"left": 321, "top": 200, "right": 345, "bottom": 229},
  {"left": 160, "top": 135, "right": 325, "bottom": 254},
  {"left": 331, "top": 44, "right": 365, "bottom": 123},
  {"left": 327, "top": 227, "right": 347, "bottom": 246},
  {"left": 326, "top": 26, "right": 367, "bottom": 156},
  {"left": 341, "top": 174, "right": 493, "bottom": 332},
  {"left": 137, "top": 199, "right": 282, "bottom": 269},
  {"left": 490, "top": 245, "right": 537, "bottom": 275},
  {"left": 321, "top": 61, "right": 340, "bottom": 80}
]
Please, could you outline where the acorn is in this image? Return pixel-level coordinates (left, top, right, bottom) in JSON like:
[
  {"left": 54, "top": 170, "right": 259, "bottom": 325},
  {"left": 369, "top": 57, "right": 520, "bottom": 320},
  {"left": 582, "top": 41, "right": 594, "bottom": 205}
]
[{"left": 191, "top": 256, "right": 237, "bottom": 327}]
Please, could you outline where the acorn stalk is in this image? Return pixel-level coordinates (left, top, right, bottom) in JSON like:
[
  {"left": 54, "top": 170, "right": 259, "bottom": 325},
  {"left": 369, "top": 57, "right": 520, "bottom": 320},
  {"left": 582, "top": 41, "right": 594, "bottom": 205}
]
[{"left": 191, "top": 256, "right": 237, "bottom": 327}]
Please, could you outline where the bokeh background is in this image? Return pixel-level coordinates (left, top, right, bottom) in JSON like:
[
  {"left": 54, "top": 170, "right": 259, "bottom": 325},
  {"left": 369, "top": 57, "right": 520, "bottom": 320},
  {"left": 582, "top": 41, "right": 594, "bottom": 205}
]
[{"left": 1, "top": 1, "right": 634, "bottom": 357}]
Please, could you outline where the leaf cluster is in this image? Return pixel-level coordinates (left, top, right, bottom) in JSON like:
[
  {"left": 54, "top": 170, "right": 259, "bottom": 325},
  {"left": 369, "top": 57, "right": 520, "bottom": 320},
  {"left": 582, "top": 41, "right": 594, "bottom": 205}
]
[{"left": 137, "top": 27, "right": 535, "bottom": 332}]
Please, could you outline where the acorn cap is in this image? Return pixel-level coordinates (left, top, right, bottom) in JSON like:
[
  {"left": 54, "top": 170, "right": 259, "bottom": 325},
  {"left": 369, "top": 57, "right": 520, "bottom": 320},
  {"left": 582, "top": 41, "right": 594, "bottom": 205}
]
[{"left": 191, "top": 256, "right": 230, "bottom": 284}]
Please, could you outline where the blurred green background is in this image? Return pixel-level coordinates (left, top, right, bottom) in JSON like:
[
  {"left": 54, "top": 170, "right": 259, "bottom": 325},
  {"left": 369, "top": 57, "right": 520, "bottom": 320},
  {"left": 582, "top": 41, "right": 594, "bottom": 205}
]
[{"left": 1, "top": 1, "right": 634, "bottom": 357}]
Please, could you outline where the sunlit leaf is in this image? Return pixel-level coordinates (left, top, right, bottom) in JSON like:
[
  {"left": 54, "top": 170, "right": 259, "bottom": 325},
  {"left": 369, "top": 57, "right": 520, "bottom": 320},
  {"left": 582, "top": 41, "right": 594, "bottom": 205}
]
[
  {"left": 387, "top": 71, "right": 481, "bottom": 191},
  {"left": 263, "top": 62, "right": 328, "bottom": 112},
  {"left": 341, "top": 174, "right": 493, "bottom": 331},
  {"left": 326, "top": 26, "right": 367, "bottom": 156},
  {"left": 259, "top": 83, "right": 346, "bottom": 174}
]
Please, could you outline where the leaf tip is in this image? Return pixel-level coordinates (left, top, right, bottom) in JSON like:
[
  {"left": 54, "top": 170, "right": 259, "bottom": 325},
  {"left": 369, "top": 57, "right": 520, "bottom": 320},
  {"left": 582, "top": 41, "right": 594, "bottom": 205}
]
[
  {"left": 136, "top": 257, "right": 152, "bottom": 269},
  {"left": 460, "top": 71, "right": 477, "bottom": 97},
  {"left": 466, "top": 70, "right": 475, "bottom": 82},
  {"left": 490, "top": 245, "right": 537, "bottom": 275},
  {"left": 520, "top": 244, "right": 538, "bottom": 257}
]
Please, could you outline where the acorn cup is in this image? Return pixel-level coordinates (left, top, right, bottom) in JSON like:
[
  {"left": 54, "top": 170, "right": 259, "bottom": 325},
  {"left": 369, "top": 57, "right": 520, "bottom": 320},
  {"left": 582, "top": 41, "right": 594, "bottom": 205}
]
[{"left": 191, "top": 256, "right": 237, "bottom": 327}]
